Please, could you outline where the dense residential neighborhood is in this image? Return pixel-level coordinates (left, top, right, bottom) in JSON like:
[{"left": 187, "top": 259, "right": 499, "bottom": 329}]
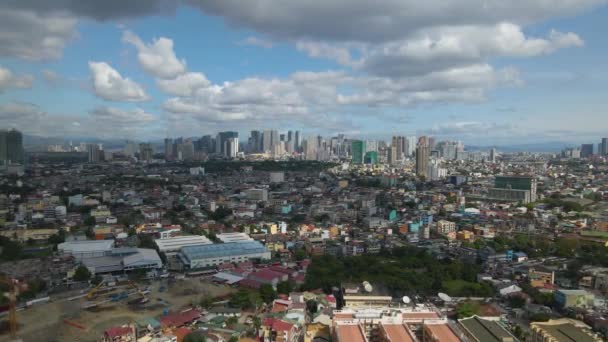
[{"left": 1, "top": 132, "right": 608, "bottom": 341}]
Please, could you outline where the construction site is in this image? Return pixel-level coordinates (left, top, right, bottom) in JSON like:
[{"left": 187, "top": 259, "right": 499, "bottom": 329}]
[{"left": 1, "top": 277, "right": 235, "bottom": 341}]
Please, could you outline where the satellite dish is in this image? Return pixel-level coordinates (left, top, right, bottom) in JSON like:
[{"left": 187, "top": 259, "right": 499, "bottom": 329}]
[
  {"left": 362, "top": 281, "right": 373, "bottom": 293},
  {"left": 402, "top": 296, "right": 411, "bottom": 304},
  {"left": 438, "top": 292, "right": 452, "bottom": 302}
]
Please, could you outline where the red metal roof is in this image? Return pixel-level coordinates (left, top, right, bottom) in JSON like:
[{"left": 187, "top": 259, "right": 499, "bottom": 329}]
[
  {"left": 104, "top": 326, "right": 133, "bottom": 338},
  {"left": 160, "top": 309, "right": 201, "bottom": 328}
]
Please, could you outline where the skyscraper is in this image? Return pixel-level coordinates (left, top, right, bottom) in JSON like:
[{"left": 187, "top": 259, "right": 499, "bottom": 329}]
[
  {"left": 351, "top": 140, "right": 366, "bottom": 164},
  {"left": 388, "top": 146, "right": 397, "bottom": 165},
  {"left": 0, "top": 129, "right": 24, "bottom": 165},
  {"left": 225, "top": 137, "right": 239, "bottom": 158},
  {"left": 304, "top": 136, "right": 318, "bottom": 161},
  {"left": 416, "top": 136, "right": 430, "bottom": 179},
  {"left": 391, "top": 136, "right": 404, "bottom": 160},
  {"left": 139, "top": 143, "right": 154, "bottom": 161},
  {"left": 490, "top": 148, "right": 497, "bottom": 163},
  {"left": 600, "top": 138, "right": 608, "bottom": 156},
  {"left": 287, "top": 131, "right": 293, "bottom": 143},
  {"left": 249, "top": 130, "right": 262, "bottom": 153},
  {"left": 581, "top": 144, "right": 594, "bottom": 158},
  {"left": 295, "top": 131, "right": 301, "bottom": 152},
  {"left": 87, "top": 143, "right": 103, "bottom": 163},
  {"left": 216, "top": 131, "right": 238, "bottom": 155},
  {"left": 164, "top": 138, "right": 173, "bottom": 161},
  {"left": 406, "top": 136, "right": 416, "bottom": 156},
  {"left": 262, "top": 129, "right": 272, "bottom": 153}
]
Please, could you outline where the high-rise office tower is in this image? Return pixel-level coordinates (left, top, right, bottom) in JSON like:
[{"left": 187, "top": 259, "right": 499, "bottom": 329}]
[
  {"left": 249, "top": 130, "right": 262, "bottom": 153},
  {"left": 351, "top": 140, "right": 366, "bottom": 164},
  {"left": 124, "top": 140, "right": 138, "bottom": 157},
  {"left": 287, "top": 131, "right": 293, "bottom": 143},
  {"left": 416, "top": 136, "right": 430, "bottom": 179},
  {"left": 177, "top": 141, "right": 194, "bottom": 161},
  {"left": 216, "top": 131, "right": 238, "bottom": 155},
  {"left": 295, "top": 131, "right": 301, "bottom": 152},
  {"left": 0, "top": 129, "right": 24, "bottom": 165},
  {"left": 139, "top": 143, "right": 154, "bottom": 161},
  {"left": 271, "top": 130, "right": 279, "bottom": 149},
  {"left": 225, "top": 137, "right": 239, "bottom": 158},
  {"left": 262, "top": 129, "right": 272, "bottom": 153},
  {"left": 391, "top": 136, "right": 403, "bottom": 160},
  {"left": 406, "top": 136, "right": 416, "bottom": 157},
  {"left": 164, "top": 138, "right": 173, "bottom": 161},
  {"left": 303, "top": 136, "right": 318, "bottom": 161},
  {"left": 388, "top": 146, "right": 397, "bottom": 165},
  {"left": 87, "top": 143, "right": 103, "bottom": 163},
  {"left": 490, "top": 148, "right": 497, "bottom": 163},
  {"left": 200, "top": 135, "right": 214, "bottom": 153},
  {"left": 580, "top": 144, "right": 594, "bottom": 158},
  {"left": 600, "top": 138, "right": 608, "bottom": 156},
  {"left": 280, "top": 134, "right": 286, "bottom": 142}
]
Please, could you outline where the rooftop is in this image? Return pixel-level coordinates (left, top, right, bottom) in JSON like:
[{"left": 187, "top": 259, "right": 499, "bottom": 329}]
[
  {"left": 532, "top": 319, "right": 601, "bottom": 342},
  {"left": 335, "top": 323, "right": 366, "bottom": 342},
  {"left": 381, "top": 323, "right": 415, "bottom": 342},
  {"left": 217, "top": 232, "right": 254, "bottom": 243},
  {"left": 155, "top": 235, "right": 212, "bottom": 252},
  {"left": 425, "top": 323, "right": 460, "bottom": 342},
  {"left": 58, "top": 240, "right": 114, "bottom": 253},
  {"left": 180, "top": 241, "right": 268, "bottom": 261},
  {"left": 459, "top": 316, "right": 516, "bottom": 342}
]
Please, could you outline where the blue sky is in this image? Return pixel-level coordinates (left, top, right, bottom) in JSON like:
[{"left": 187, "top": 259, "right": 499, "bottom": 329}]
[{"left": 0, "top": 1, "right": 607, "bottom": 145}]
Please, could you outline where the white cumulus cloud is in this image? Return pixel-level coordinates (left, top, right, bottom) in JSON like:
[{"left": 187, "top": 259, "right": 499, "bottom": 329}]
[
  {"left": 88, "top": 61, "right": 149, "bottom": 102},
  {"left": 122, "top": 30, "right": 187, "bottom": 79}
]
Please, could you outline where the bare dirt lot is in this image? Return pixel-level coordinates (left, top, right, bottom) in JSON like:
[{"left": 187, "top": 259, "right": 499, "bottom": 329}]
[{"left": 1, "top": 278, "right": 234, "bottom": 342}]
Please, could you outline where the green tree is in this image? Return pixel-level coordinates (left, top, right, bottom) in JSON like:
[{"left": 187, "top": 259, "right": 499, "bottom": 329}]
[
  {"left": 455, "top": 301, "right": 480, "bottom": 319},
  {"left": 73, "top": 265, "right": 91, "bottom": 282},
  {"left": 183, "top": 332, "right": 206, "bottom": 342},
  {"left": 276, "top": 281, "right": 293, "bottom": 295},
  {"left": 294, "top": 248, "right": 307, "bottom": 261},
  {"left": 555, "top": 238, "right": 579, "bottom": 258},
  {"left": 306, "top": 299, "right": 318, "bottom": 314},
  {"left": 259, "top": 284, "right": 276, "bottom": 304},
  {"left": 1, "top": 240, "right": 22, "bottom": 260},
  {"left": 529, "top": 312, "right": 551, "bottom": 322},
  {"left": 84, "top": 216, "right": 96, "bottom": 227},
  {"left": 138, "top": 233, "right": 157, "bottom": 249},
  {"left": 226, "top": 316, "right": 238, "bottom": 326},
  {"left": 229, "top": 290, "right": 250, "bottom": 309}
]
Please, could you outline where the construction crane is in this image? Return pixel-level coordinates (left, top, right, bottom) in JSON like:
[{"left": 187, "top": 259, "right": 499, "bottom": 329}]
[
  {"left": 86, "top": 280, "right": 105, "bottom": 300},
  {"left": 127, "top": 281, "right": 149, "bottom": 304},
  {"left": 0, "top": 277, "right": 18, "bottom": 340}
]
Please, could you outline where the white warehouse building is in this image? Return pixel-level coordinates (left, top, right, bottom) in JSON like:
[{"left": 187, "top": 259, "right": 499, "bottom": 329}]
[
  {"left": 155, "top": 235, "right": 213, "bottom": 254},
  {"left": 58, "top": 240, "right": 114, "bottom": 261},
  {"left": 177, "top": 241, "right": 270, "bottom": 269}
]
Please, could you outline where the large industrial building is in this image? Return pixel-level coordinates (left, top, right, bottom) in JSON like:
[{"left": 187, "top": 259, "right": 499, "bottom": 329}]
[
  {"left": 155, "top": 235, "right": 213, "bottom": 254},
  {"left": 177, "top": 241, "right": 270, "bottom": 269},
  {"left": 82, "top": 248, "right": 163, "bottom": 274},
  {"left": 58, "top": 240, "right": 115, "bottom": 261},
  {"left": 488, "top": 175, "right": 537, "bottom": 204},
  {"left": 217, "top": 232, "right": 254, "bottom": 243}
]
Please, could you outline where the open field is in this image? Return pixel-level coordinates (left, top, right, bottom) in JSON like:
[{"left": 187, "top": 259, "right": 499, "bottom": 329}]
[{"left": 1, "top": 278, "right": 234, "bottom": 342}]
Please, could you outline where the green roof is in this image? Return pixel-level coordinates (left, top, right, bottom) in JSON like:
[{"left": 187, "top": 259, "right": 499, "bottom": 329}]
[
  {"left": 459, "top": 316, "right": 517, "bottom": 342},
  {"left": 538, "top": 323, "right": 597, "bottom": 342}
]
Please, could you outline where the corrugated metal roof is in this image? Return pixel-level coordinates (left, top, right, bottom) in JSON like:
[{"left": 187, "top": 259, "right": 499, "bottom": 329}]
[{"left": 180, "top": 241, "right": 268, "bottom": 261}]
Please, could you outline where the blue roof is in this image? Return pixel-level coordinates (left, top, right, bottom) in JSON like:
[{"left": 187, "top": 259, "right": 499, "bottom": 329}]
[{"left": 180, "top": 241, "right": 268, "bottom": 261}]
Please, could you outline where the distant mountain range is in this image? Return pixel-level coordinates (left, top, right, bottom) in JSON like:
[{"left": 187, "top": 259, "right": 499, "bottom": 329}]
[
  {"left": 23, "top": 134, "right": 133, "bottom": 152},
  {"left": 467, "top": 141, "right": 576, "bottom": 153}
]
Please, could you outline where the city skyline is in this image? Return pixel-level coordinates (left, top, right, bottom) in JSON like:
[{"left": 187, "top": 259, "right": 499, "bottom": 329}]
[{"left": 0, "top": 2, "right": 607, "bottom": 144}]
